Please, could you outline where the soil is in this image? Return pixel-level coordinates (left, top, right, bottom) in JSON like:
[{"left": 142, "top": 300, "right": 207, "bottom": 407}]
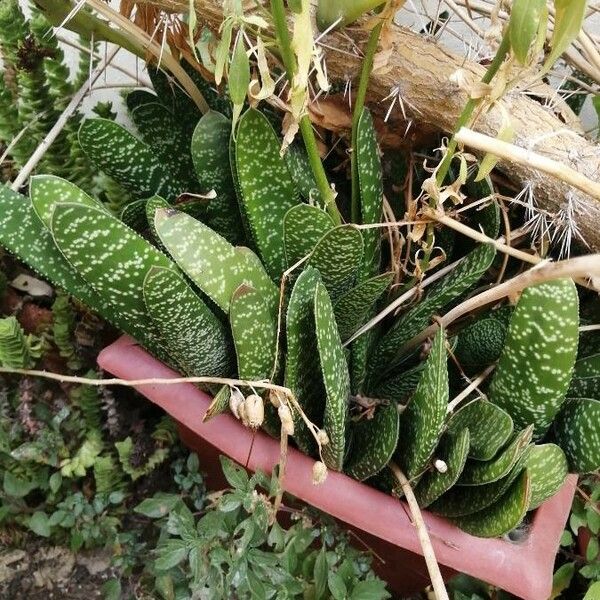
[{"left": 0, "top": 542, "right": 115, "bottom": 599}]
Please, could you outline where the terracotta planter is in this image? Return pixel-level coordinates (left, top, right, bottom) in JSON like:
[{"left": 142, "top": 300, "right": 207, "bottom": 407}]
[{"left": 98, "top": 335, "right": 577, "bottom": 600}]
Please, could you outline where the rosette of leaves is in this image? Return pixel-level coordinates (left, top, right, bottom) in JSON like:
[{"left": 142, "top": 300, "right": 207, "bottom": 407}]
[{"left": 0, "top": 96, "right": 598, "bottom": 541}]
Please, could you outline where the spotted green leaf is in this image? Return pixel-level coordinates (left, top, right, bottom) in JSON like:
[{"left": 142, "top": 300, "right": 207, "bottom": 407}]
[
  {"left": 78, "top": 118, "right": 184, "bottom": 200},
  {"left": 395, "top": 327, "right": 448, "bottom": 479},
  {"left": 489, "top": 279, "right": 579, "bottom": 437},
  {"left": 308, "top": 226, "right": 364, "bottom": 300},
  {"left": 372, "top": 363, "right": 425, "bottom": 404},
  {"left": 447, "top": 399, "right": 514, "bottom": 461},
  {"left": 525, "top": 444, "right": 568, "bottom": 509},
  {"left": 203, "top": 385, "right": 231, "bottom": 422},
  {"left": 429, "top": 446, "right": 533, "bottom": 518},
  {"left": 191, "top": 111, "right": 243, "bottom": 243},
  {"left": 457, "top": 426, "right": 533, "bottom": 486},
  {"left": 143, "top": 266, "right": 233, "bottom": 377},
  {"left": 155, "top": 209, "right": 277, "bottom": 313},
  {"left": 234, "top": 108, "right": 300, "bottom": 280},
  {"left": 350, "top": 329, "right": 376, "bottom": 397},
  {"left": 283, "top": 204, "right": 334, "bottom": 268},
  {"left": 568, "top": 353, "right": 600, "bottom": 400},
  {"left": 356, "top": 109, "right": 383, "bottom": 277},
  {"left": 145, "top": 196, "right": 171, "bottom": 246},
  {"left": 554, "top": 398, "right": 600, "bottom": 473},
  {"left": 370, "top": 243, "right": 496, "bottom": 377},
  {"left": 120, "top": 198, "right": 148, "bottom": 231},
  {"left": 130, "top": 102, "right": 195, "bottom": 185},
  {"left": 51, "top": 203, "right": 174, "bottom": 357},
  {"left": 230, "top": 284, "right": 278, "bottom": 379},
  {"left": 333, "top": 273, "right": 393, "bottom": 342},
  {"left": 126, "top": 89, "right": 156, "bottom": 112},
  {"left": 0, "top": 186, "right": 140, "bottom": 344},
  {"left": 414, "top": 429, "right": 470, "bottom": 508},
  {"left": 451, "top": 469, "right": 531, "bottom": 538},
  {"left": 345, "top": 402, "right": 399, "bottom": 481},
  {"left": 285, "top": 267, "right": 326, "bottom": 455},
  {"left": 454, "top": 317, "right": 508, "bottom": 370},
  {"left": 315, "top": 281, "right": 350, "bottom": 471},
  {"left": 284, "top": 144, "right": 318, "bottom": 201},
  {"left": 30, "top": 174, "right": 105, "bottom": 228}
]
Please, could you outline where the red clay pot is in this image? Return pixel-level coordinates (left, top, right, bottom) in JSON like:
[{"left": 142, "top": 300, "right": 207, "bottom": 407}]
[{"left": 98, "top": 335, "right": 577, "bottom": 600}]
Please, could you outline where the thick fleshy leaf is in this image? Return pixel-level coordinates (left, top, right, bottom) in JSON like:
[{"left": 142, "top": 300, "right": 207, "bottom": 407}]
[
  {"left": 372, "top": 364, "right": 425, "bottom": 404},
  {"left": 414, "top": 429, "right": 470, "bottom": 508},
  {"left": 345, "top": 402, "right": 399, "bottom": 481},
  {"left": 395, "top": 327, "right": 448, "bottom": 479},
  {"left": 126, "top": 89, "right": 157, "bottom": 112},
  {"left": 568, "top": 353, "right": 600, "bottom": 400},
  {"left": 191, "top": 111, "right": 243, "bottom": 243},
  {"left": 554, "top": 398, "right": 600, "bottom": 473},
  {"left": 230, "top": 284, "right": 277, "bottom": 379},
  {"left": 370, "top": 243, "right": 496, "bottom": 377},
  {"left": 308, "top": 226, "right": 364, "bottom": 300},
  {"left": 356, "top": 109, "right": 383, "bottom": 276},
  {"left": 284, "top": 144, "right": 317, "bottom": 200},
  {"left": 457, "top": 426, "right": 533, "bottom": 486},
  {"left": 30, "top": 174, "right": 105, "bottom": 228},
  {"left": 78, "top": 118, "right": 184, "bottom": 200},
  {"left": 51, "top": 203, "right": 173, "bottom": 356},
  {"left": 447, "top": 399, "right": 514, "bottom": 461},
  {"left": 145, "top": 196, "right": 171, "bottom": 246},
  {"left": 155, "top": 209, "right": 277, "bottom": 313},
  {"left": 283, "top": 204, "right": 334, "bottom": 268},
  {"left": 333, "top": 273, "right": 393, "bottom": 342},
  {"left": 451, "top": 469, "right": 531, "bottom": 538},
  {"left": 130, "top": 101, "right": 195, "bottom": 188},
  {"left": 143, "top": 266, "right": 233, "bottom": 377},
  {"left": 429, "top": 446, "right": 533, "bottom": 518},
  {"left": 525, "top": 444, "right": 568, "bottom": 509},
  {"left": 314, "top": 281, "right": 350, "bottom": 470},
  {"left": 489, "top": 279, "right": 579, "bottom": 437},
  {"left": 234, "top": 108, "right": 299, "bottom": 280},
  {"left": 350, "top": 330, "right": 376, "bottom": 396},
  {"left": 120, "top": 198, "right": 148, "bottom": 231},
  {"left": 285, "top": 267, "right": 326, "bottom": 455},
  {"left": 454, "top": 317, "right": 508, "bottom": 370}
]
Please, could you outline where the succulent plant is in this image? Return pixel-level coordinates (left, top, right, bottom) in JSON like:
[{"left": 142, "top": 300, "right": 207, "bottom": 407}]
[{"left": 0, "top": 84, "right": 598, "bottom": 541}]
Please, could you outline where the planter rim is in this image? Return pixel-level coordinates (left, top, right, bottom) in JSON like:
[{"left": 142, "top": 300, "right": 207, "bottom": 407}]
[{"left": 98, "top": 335, "right": 576, "bottom": 600}]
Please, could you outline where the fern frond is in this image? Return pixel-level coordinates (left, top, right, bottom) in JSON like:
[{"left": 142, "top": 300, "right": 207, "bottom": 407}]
[
  {"left": 0, "top": 0, "right": 30, "bottom": 68},
  {"left": 94, "top": 454, "right": 125, "bottom": 494},
  {"left": 52, "top": 293, "right": 83, "bottom": 370},
  {"left": 0, "top": 317, "right": 33, "bottom": 369},
  {"left": 70, "top": 373, "right": 103, "bottom": 435}
]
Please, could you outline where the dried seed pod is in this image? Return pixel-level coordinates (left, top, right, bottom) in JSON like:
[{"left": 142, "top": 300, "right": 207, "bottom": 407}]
[
  {"left": 229, "top": 388, "right": 245, "bottom": 420},
  {"left": 278, "top": 404, "right": 294, "bottom": 435},
  {"left": 317, "top": 429, "right": 330, "bottom": 446},
  {"left": 244, "top": 394, "right": 264, "bottom": 429},
  {"left": 269, "top": 389, "right": 283, "bottom": 408},
  {"left": 312, "top": 461, "right": 328, "bottom": 485}
]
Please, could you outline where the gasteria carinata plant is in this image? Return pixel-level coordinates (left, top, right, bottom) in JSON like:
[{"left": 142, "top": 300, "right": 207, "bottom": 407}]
[{"left": 1, "top": 0, "right": 599, "bottom": 544}]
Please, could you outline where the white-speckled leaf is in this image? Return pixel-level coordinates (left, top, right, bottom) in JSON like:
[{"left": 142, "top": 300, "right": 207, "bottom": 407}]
[
  {"left": 345, "top": 402, "right": 399, "bottom": 481},
  {"left": 554, "top": 398, "right": 600, "bottom": 473},
  {"left": 308, "top": 225, "right": 364, "bottom": 300},
  {"left": 155, "top": 208, "right": 277, "bottom": 313},
  {"left": 524, "top": 444, "right": 568, "bottom": 509},
  {"left": 457, "top": 426, "right": 533, "bottom": 486},
  {"left": 372, "top": 363, "right": 425, "bottom": 404},
  {"left": 50, "top": 203, "right": 174, "bottom": 357},
  {"left": 429, "top": 446, "right": 533, "bottom": 518},
  {"left": 314, "top": 281, "right": 350, "bottom": 471},
  {"left": 283, "top": 204, "right": 334, "bottom": 268},
  {"left": 451, "top": 469, "right": 531, "bottom": 538},
  {"left": 285, "top": 267, "right": 326, "bottom": 455},
  {"left": 414, "top": 428, "right": 470, "bottom": 508},
  {"left": 356, "top": 109, "right": 383, "bottom": 276},
  {"left": 333, "top": 273, "right": 393, "bottom": 341},
  {"left": 191, "top": 111, "right": 244, "bottom": 243},
  {"left": 568, "top": 353, "right": 600, "bottom": 399},
  {"left": 230, "top": 284, "right": 278, "bottom": 379},
  {"left": 447, "top": 399, "right": 514, "bottom": 461},
  {"left": 234, "top": 109, "right": 300, "bottom": 280},
  {"left": 370, "top": 243, "right": 496, "bottom": 377},
  {"left": 489, "top": 279, "right": 579, "bottom": 437},
  {"left": 284, "top": 144, "right": 318, "bottom": 201},
  {"left": 30, "top": 175, "right": 106, "bottom": 229},
  {"left": 396, "top": 327, "right": 448, "bottom": 479},
  {"left": 143, "top": 266, "right": 233, "bottom": 377},
  {"left": 78, "top": 118, "right": 184, "bottom": 200}
]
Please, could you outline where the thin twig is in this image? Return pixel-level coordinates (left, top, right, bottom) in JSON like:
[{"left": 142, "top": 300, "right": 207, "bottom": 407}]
[
  {"left": 455, "top": 128, "right": 600, "bottom": 202},
  {"left": 446, "top": 364, "right": 496, "bottom": 413},
  {"left": 389, "top": 462, "right": 449, "bottom": 600},
  {"left": 11, "top": 47, "right": 120, "bottom": 191}
]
